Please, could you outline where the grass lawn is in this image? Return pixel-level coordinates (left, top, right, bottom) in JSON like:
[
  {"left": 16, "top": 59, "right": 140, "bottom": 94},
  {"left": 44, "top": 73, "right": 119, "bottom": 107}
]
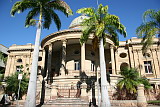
[{"left": 147, "top": 100, "right": 160, "bottom": 105}]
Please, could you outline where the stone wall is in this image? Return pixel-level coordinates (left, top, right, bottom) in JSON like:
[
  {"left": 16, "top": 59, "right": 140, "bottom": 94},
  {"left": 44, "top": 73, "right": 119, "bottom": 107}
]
[{"left": 111, "top": 100, "right": 137, "bottom": 107}]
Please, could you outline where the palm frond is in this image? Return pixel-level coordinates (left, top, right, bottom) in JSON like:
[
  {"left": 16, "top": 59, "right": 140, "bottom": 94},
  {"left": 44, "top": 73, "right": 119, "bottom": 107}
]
[
  {"left": 77, "top": 8, "right": 95, "bottom": 17},
  {"left": 10, "top": 0, "right": 37, "bottom": 16},
  {"left": 48, "top": 0, "right": 73, "bottom": 16},
  {"left": 42, "top": 7, "right": 52, "bottom": 29},
  {"left": 143, "top": 9, "right": 156, "bottom": 22},
  {"left": 25, "top": 8, "right": 39, "bottom": 27}
]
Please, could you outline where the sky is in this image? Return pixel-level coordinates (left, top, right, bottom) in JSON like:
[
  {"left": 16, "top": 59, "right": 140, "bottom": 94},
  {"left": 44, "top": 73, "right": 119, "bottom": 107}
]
[{"left": 0, "top": 0, "right": 160, "bottom": 48}]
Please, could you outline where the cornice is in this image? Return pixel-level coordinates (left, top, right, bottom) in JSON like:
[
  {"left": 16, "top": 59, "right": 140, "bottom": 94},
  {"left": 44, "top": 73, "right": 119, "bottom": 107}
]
[{"left": 41, "top": 29, "right": 82, "bottom": 47}]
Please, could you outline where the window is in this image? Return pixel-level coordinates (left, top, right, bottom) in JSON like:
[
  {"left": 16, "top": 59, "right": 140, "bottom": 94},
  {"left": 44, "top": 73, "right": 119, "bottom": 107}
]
[
  {"left": 120, "top": 62, "right": 129, "bottom": 71},
  {"left": 38, "top": 57, "right": 42, "bottom": 61},
  {"left": 74, "top": 60, "right": 80, "bottom": 70},
  {"left": 91, "top": 61, "right": 95, "bottom": 71},
  {"left": 17, "top": 59, "right": 22, "bottom": 63},
  {"left": 119, "top": 53, "right": 127, "bottom": 58},
  {"left": 143, "top": 53, "right": 150, "bottom": 58},
  {"left": 74, "top": 50, "right": 80, "bottom": 55},
  {"left": 91, "top": 51, "right": 95, "bottom": 56},
  {"left": 144, "top": 61, "right": 152, "bottom": 73},
  {"left": 16, "top": 66, "right": 21, "bottom": 72}
]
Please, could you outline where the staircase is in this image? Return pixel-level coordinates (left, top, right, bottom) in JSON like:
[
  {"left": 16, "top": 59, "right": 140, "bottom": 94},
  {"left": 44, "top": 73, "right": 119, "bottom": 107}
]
[{"left": 42, "top": 98, "right": 89, "bottom": 107}]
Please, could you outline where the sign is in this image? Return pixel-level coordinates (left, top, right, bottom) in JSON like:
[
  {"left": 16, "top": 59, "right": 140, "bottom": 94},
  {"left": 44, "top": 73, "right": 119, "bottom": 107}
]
[{"left": 18, "top": 74, "right": 23, "bottom": 80}]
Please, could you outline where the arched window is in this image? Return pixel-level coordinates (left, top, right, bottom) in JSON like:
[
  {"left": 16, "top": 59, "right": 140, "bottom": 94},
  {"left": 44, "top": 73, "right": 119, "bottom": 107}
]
[
  {"left": 17, "top": 59, "right": 22, "bottom": 63},
  {"left": 38, "top": 57, "right": 42, "bottom": 61},
  {"left": 143, "top": 53, "right": 150, "bottom": 58},
  {"left": 120, "top": 62, "right": 129, "bottom": 71}
]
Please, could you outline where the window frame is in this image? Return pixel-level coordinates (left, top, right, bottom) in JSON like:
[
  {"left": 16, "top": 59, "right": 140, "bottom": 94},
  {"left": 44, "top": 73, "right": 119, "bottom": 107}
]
[{"left": 144, "top": 61, "right": 153, "bottom": 74}]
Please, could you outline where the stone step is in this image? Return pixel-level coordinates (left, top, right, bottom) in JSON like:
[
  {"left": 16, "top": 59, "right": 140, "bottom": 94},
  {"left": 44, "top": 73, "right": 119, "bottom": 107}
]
[{"left": 43, "top": 98, "right": 89, "bottom": 107}]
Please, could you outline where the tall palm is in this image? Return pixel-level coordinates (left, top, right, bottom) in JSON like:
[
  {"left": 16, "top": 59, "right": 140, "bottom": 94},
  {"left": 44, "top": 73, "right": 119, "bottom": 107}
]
[
  {"left": 136, "top": 9, "right": 160, "bottom": 52},
  {"left": 10, "top": 0, "right": 72, "bottom": 106},
  {"left": 77, "top": 4, "right": 127, "bottom": 107}
]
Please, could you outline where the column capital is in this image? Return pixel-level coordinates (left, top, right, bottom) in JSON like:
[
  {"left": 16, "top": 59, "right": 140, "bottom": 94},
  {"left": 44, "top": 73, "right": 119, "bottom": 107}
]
[
  {"left": 110, "top": 45, "right": 114, "bottom": 49},
  {"left": 61, "top": 39, "right": 67, "bottom": 43}
]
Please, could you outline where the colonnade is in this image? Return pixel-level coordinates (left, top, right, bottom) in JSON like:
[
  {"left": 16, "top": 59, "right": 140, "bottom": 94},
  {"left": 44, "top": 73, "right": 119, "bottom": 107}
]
[{"left": 43, "top": 39, "right": 116, "bottom": 83}]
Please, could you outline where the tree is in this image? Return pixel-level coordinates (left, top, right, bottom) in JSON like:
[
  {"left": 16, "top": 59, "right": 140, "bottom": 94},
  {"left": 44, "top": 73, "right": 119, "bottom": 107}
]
[
  {"left": 5, "top": 72, "right": 29, "bottom": 100},
  {"left": 10, "top": 0, "right": 72, "bottom": 106},
  {"left": 136, "top": 9, "right": 160, "bottom": 52},
  {"left": 0, "top": 52, "right": 7, "bottom": 81},
  {"left": 0, "top": 52, "right": 7, "bottom": 65},
  {"left": 116, "top": 67, "right": 151, "bottom": 100},
  {"left": 77, "top": 4, "right": 127, "bottom": 107}
]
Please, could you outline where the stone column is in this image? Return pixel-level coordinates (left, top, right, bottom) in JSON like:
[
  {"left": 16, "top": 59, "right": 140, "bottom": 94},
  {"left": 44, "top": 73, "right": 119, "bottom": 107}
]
[
  {"left": 81, "top": 83, "right": 88, "bottom": 101},
  {"left": 156, "top": 49, "right": 160, "bottom": 78},
  {"left": 132, "top": 50, "right": 139, "bottom": 70},
  {"left": 60, "top": 40, "right": 67, "bottom": 76},
  {"left": 51, "top": 83, "right": 58, "bottom": 99},
  {"left": 137, "top": 84, "right": 147, "bottom": 107},
  {"left": 47, "top": 43, "right": 53, "bottom": 84},
  {"left": 23, "top": 55, "right": 27, "bottom": 72},
  {"left": 128, "top": 46, "right": 135, "bottom": 68},
  {"left": 41, "top": 49, "right": 46, "bottom": 77},
  {"left": 4, "top": 55, "right": 12, "bottom": 77},
  {"left": 110, "top": 45, "right": 116, "bottom": 74},
  {"left": 81, "top": 43, "right": 85, "bottom": 72},
  {"left": 10, "top": 55, "right": 16, "bottom": 74},
  {"left": 115, "top": 49, "right": 120, "bottom": 74},
  {"left": 151, "top": 49, "right": 160, "bottom": 78}
]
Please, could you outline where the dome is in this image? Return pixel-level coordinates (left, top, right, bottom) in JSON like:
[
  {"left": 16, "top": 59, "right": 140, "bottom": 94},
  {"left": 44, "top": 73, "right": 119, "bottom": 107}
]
[{"left": 69, "top": 15, "right": 89, "bottom": 29}]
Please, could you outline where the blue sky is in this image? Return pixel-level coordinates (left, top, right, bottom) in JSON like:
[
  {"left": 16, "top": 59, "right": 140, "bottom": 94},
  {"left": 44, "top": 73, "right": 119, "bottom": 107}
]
[{"left": 0, "top": 0, "right": 160, "bottom": 47}]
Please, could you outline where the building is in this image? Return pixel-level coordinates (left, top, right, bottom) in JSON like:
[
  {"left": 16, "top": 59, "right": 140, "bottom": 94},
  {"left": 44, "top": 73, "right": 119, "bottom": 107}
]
[{"left": 4, "top": 16, "right": 160, "bottom": 103}]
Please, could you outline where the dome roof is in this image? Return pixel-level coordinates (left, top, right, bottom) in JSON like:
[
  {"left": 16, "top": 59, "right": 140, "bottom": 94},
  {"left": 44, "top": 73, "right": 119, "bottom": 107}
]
[{"left": 69, "top": 15, "right": 89, "bottom": 29}]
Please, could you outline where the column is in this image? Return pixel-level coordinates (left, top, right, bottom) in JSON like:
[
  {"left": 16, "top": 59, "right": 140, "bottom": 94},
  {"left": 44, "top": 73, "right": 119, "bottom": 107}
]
[
  {"left": 60, "top": 40, "right": 67, "bottom": 76},
  {"left": 41, "top": 49, "right": 46, "bottom": 77},
  {"left": 81, "top": 43, "right": 85, "bottom": 72},
  {"left": 150, "top": 49, "right": 157, "bottom": 77},
  {"left": 128, "top": 46, "right": 135, "bottom": 68},
  {"left": 151, "top": 49, "right": 160, "bottom": 78},
  {"left": 132, "top": 50, "right": 139, "bottom": 70},
  {"left": 10, "top": 55, "right": 16, "bottom": 74},
  {"left": 156, "top": 49, "right": 160, "bottom": 77},
  {"left": 47, "top": 43, "right": 53, "bottom": 84},
  {"left": 115, "top": 49, "right": 120, "bottom": 74},
  {"left": 137, "top": 84, "right": 147, "bottom": 107},
  {"left": 4, "top": 55, "right": 12, "bottom": 77},
  {"left": 23, "top": 55, "right": 27, "bottom": 72},
  {"left": 110, "top": 45, "right": 116, "bottom": 74}
]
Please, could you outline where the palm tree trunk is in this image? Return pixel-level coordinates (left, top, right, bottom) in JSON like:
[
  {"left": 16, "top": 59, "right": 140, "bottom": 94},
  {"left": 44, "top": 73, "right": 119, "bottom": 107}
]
[
  {"left": 24, "top": 20, "right": 42, "bottom": 107},
  {"left": 99, "top": 38, "right": 111, "bottom": 107}
]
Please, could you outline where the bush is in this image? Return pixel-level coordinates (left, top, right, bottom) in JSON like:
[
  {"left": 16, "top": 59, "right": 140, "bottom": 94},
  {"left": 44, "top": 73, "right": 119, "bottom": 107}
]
[{"left": 5, "top": 72, "right": 29, "bottom": 100}]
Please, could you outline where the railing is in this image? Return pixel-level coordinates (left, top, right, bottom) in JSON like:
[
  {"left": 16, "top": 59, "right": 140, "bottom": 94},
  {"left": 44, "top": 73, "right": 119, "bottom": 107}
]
[
  {"left": 57, "top": 89, "right": 78, "bottom": 98},
  {"left": 66, "top": 70, "right": 100, "bottom": 77}
]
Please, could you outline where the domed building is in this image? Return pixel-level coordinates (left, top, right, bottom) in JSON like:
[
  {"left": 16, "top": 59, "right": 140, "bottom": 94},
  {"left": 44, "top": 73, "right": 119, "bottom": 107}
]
[{"left": 5, "top": 16, "right": 160, "bottom": 105}]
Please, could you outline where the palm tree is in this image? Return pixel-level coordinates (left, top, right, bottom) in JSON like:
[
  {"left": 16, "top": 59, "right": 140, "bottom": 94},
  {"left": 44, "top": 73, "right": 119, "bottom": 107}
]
[
  {"left": 136, "top": 9, "right": 160, "bottom": 52},
  {"left": 77, "top": 4, "right": 127, "bottom": 107},
  {"left": 116, "top": 67, "right": 151, "bottom": 100},
  {"left": 10, "top": 0, "right": 72, "bottom": 106}
]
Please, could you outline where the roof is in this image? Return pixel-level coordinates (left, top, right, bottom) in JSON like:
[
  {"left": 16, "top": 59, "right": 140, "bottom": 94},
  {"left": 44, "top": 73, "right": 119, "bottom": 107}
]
[{"left": 69, "top": 15, "right": 89, "bottom": 29}]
